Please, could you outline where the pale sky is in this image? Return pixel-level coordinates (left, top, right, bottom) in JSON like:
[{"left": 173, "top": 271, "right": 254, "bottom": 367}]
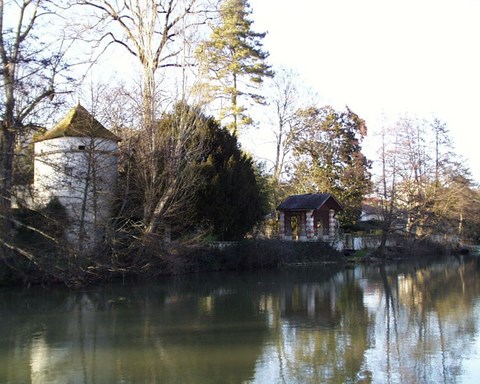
[{"left": 248, "top": 0, "right": 480, "bottom": 182}]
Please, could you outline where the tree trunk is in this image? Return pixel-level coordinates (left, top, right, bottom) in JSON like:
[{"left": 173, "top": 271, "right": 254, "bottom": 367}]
[
  {"left": 232, "top": 72, "right": 238, "bottom": 136},
  {"left": 0, "top": 123, "right": 15, "bottom": 257},
  {"left": 379, "top": 227, "right": 388, "bottom": 259}
]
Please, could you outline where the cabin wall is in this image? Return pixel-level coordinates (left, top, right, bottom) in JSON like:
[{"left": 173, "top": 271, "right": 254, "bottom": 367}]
[{"left": 279, "top": 209, "right": 338, "bottom": 241}]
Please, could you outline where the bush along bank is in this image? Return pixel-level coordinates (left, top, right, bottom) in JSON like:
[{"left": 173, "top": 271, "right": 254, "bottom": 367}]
[
  {"left": 0, "top": 236, "right": 457, "bottom": 288},
  {"left": 0, "top": 239, "right": 343, "bottom": 287}
]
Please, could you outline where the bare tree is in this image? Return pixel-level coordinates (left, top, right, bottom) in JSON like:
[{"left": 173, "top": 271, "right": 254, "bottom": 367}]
[
  {"left": 134, "top": 102, "right": 207, "bottom": 236},
  {"left": 78, "top": 0, "right": 214, "bottom": 133},
  {"left": 394, "top": 116, "right": 433, "bottom": 237},
  {"left": 78, "top": 0, "right": 217, "bottom": 242},
  {"left": 374, "top": 114, "right": 480, "bottom": 253},
  {"left": 0, "top": 0, "right": 74, "bottom": 256},
  {"left": 376, "top": 121, "right": 401, "bottom": 257},
  {"left": 269, "top": 68, "right": 302, "bottom": 185},
  {"left": 83, "top": 82, "right": 141, "bottom": 239}
]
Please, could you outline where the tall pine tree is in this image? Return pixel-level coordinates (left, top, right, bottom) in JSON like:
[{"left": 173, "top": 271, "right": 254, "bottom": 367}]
[{"left": 196, "top": 0, "right": 272, "bottom": 135}]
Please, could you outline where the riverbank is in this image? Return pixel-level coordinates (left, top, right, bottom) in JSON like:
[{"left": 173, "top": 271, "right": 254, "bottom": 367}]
[{"left": 0, "top": 237, "right": 459, "bottom": 287}]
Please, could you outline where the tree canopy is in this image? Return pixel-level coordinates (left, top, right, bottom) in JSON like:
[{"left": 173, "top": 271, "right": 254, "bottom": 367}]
[{"left": 289, "top": 106, "right": 372, "bottom": 227}]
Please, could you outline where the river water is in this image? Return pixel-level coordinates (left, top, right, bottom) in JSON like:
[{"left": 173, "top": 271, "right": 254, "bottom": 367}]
[{"left": 1, "top": 256, "right": 480, "bottom": 383}]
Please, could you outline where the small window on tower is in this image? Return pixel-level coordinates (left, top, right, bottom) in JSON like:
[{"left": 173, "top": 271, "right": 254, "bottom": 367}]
[
  {"left": 64, "top": 165, "right": 73, "bottom": 176},
  {"left": 78, "top": 145, "right": 86, "bottom": 150}
]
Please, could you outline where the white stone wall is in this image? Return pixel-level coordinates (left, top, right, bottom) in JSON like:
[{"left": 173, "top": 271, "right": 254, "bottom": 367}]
[{"left": 34, "top": 136, "right": 118, "bottom": 247}]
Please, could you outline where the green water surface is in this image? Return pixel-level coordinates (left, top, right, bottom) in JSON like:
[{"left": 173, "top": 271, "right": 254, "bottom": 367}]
[{"left": 1, "top": 257, "right": 480, "bottom": 383}]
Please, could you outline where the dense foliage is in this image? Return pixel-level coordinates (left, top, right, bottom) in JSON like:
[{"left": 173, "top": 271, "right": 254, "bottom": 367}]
[
  {"left": 194, "top": 120, "right": 270, "bottom": 240},
  {"left": 288, "top": 106, "right": 372, "bottom": 227},
  {"left": 113, "top": 103, "right": 269, "bottom": 243}
]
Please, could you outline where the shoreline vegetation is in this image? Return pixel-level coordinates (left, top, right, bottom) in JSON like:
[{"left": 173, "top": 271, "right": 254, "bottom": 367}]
[{"left": 0, "top": 237, "right": 464, "bottom": 288}]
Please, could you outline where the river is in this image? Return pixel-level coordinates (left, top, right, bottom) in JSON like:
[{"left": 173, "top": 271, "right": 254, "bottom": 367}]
[{"left": 1, "top": 256, "right": 480, "bottom": 383}]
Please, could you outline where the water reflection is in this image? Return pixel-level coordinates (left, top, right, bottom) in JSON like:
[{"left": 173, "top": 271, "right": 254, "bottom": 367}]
[
  {"left": 255, "top": 267, "right": 372, "bottom": 383},
  {"left": 1, "top": 257, "right": 479, "bottom": 383}
]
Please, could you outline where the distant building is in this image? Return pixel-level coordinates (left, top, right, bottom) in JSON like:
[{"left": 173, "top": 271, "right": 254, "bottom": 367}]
[
  {"left": 33, "top": 104, "right": 120, "bottom": 249},
  {"left": 360, "top": 198, "right": 384, "bottom": 222},
  {"left": 277, "top": 193, "right": 343, "bottom": 241}
]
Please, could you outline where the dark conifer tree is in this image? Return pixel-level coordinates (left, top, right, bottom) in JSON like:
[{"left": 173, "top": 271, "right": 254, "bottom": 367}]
[{"left": 195, "top": 121, "right": 269, "bottom": 240}]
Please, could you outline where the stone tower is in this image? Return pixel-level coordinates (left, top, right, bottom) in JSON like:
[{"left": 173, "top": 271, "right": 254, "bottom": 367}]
[{"left": 33, "top": 104, "right": 120, "bottom": 249}]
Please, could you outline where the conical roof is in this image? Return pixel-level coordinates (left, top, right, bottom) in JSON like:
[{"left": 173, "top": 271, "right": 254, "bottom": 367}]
[{"left": 35, "top": 104, "right": 120, "bottom": 142}]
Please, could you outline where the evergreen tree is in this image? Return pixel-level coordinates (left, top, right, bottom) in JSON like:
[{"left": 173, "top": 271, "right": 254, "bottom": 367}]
[
  {"left": 289, "top": 106, "right": 372, "bottom": 227},
  {"left": 196, "top": 0, "right": 273, "bottom": 135},
  {"left": 195, "top": 122, "right": 269, "bottom": 240},
  {"left": 116, "top": 103, "right": 268, "bottom": 242}
]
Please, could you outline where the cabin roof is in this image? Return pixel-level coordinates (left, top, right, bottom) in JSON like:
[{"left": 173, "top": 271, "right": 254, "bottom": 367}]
[
  {"left": 35, "top": 104, "right": 120, "bottom": 142},
  {"left": 277, "top": 193, "right": 343, "bottom": 212}
]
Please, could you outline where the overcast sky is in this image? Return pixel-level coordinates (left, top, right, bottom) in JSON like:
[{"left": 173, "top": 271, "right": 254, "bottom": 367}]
[{"left": 247, "top": 0, "right": 480, "bottom": 181}]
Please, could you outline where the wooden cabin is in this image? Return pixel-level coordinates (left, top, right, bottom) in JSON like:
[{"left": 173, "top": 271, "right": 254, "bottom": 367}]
[{"left": 277, "top": 193, "right": 343, "bottom": 241}]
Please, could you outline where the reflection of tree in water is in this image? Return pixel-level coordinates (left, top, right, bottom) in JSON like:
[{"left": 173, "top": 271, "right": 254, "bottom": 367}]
[
  {"left": 0, "top": 275, "right": 269, "bottom": 384},
  {"left": 370, "top": 257, "right": 480, "bottom": 383},
  {"left": 263, "top": 268, "right": 373, "bottom": 384},
  {"left": 142, "top": 285, "right": 268, "bottom": 384}
]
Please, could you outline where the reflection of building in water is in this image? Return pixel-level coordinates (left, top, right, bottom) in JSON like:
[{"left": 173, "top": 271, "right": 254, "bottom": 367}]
[
  {"left": 16, "top": 286, "right": 269, "bottom": 384},
  {"left": 398, "top": 273, "right": 425, "bottom": 307},
  {"left": 279, "top": 283, "right": 341, "bottom": 328},
  {"left": 27, "top": 293, "right": 118, "bottom": 384},
  {"left": 255, "top": 267, "right": 372, "bottom": 384},
  {"left": 30, "top": 334, "right": 50, "bottom": 384},
  {"left": 29, "top": 328, "right": 80, "bottom": 383},
  {"left": 7, "top": 262, "right": 480, "bottom": 384}
]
